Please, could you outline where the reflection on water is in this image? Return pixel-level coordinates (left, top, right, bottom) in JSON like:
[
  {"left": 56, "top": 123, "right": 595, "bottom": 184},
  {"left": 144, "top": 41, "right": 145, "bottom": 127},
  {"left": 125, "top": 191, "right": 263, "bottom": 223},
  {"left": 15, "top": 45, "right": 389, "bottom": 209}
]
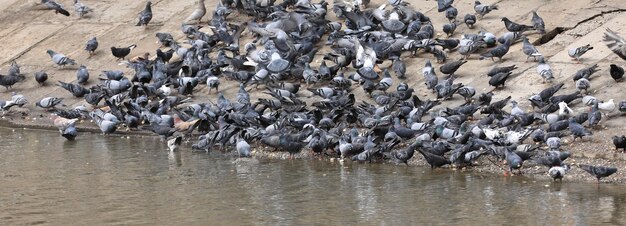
[{"left": 0, "top": 127, "right": 625, "bottom": 225}]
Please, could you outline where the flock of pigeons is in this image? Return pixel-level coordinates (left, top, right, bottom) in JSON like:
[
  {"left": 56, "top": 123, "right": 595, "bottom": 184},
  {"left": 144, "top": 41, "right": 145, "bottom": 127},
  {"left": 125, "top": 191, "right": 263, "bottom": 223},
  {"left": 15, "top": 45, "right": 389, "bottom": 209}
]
[{"left": 3, "top": 0, "right": 626, "bottom": 183}]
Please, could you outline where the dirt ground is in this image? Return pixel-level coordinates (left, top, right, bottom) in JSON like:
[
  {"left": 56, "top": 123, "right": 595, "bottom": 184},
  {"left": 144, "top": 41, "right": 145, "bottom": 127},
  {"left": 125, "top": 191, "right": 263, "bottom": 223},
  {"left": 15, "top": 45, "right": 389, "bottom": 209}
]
[{"left": 1, "top": 0, "right": 626, "bottom": 183}]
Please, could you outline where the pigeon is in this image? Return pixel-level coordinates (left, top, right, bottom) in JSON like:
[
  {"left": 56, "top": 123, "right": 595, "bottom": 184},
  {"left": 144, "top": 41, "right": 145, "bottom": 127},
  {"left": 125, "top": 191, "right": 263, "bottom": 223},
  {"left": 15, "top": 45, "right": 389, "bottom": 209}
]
[
  {"left": 488, "top": 72, "right": 511, "bottom": 88},
  {"left": 2, "top": 92, "right": 25, "bottom": 108},
  {"left": 36, "top": 97, "right": 64, "bottom": 110},
  {"left": 501, "top": 17, "right": 534, "bottom": 33},
  {"left": 474, "top": 1, "right": 498, "bottom": 18},
  {"left": 588, "top": 102, "right": 602, "bottom": 127},
  {"left": 61, "top": 125, "right": 78, "bottom": 141},
  {"left": 111, "top": 44, "right": 137, "bottom": 60},
  {"left": 480, "top": 39, "right": 512, "bottom": 61},
  {"left": 52, "top": 114, "right": 78, "bottom": 133},
  {"left": 73, "top": 0, "right": 93, "bottom": 18},
  {"left": 568, "top": 44, "right": 593, "bottom": 63},
  {"left": 609, "top": 64, "right": 624, "bottom": 81},
  {"left": 603, "top": 28, "right": 626, "bottom": 60},
  {"left": 505, "top": 149, "right": 523, "bottom": 174},
  {"left": 236, "top": 137, "right": 252, "bottom": 157},
  {"left": 463, "top": 14, "right": 477, "bottom": 28},
  {"left": 76, "top": 65, "right": 89, "bottom": 85},
  {"left": 85, "top": 37, "right": 98, "bottom": 56},
  {"left": 522, "top": 36, "right": 541, "bottom": 62},
  {"left": 548, "top": 165, "right": 569, "bottom": 182},
  {"left": 487, "top": 65, "right": 517, "bottom": 77},
  {"left": 569, "top": 118, "right": 592, "bottom": 140},
  {"left": 46, "top": 50, "right": 76, "bottom": 68},
  {"left": 439, "top": 59, "right": 467, "bottom": 75},
  {"left": 537, "top": 57, "right": 554, "bottom": 83},
  {"left": 0, "top": 74, "right": 26, "bottom": 90},
  {"left": 457, "top": 86, "right": 475, "bottom": 102},
  {"left": 7, "top": 61, "right": 20, "bottom": 76},
  {"left": 598, "top": 99, "right": 616, "bottom": 116},
  {"left": 183, "top": 0, "right": 206, "bottom": 25},
  {"left": 35, "top": 71, "right": 48, "bottom": 86},
  {"left": 531, "top": 11, "right": 546, "bottom": 34},
  {"left": 437, "top": 0, "right": 454, "bottom": 12},
  {"left": 42, "top": 0, "right": 70, "bottom": 16},
  {"left": 612, "top": 135, "right": 626, "bottom": 152},
  {"left": 575, "top": 78, "right": 590, "bottom": 93},
  {"left": 580, "top": 164, "right": 617, "bottom": 183},
  {"left": 442, "top": 21, "right": 458, "bottom": 37},
  {"left": 510, "top": 101, "right": 524, "bottom": 116},
  {"left": 156, "top": 49, "right": 174, "bottom": 63},
  {"left": 136, "top": 1, "right": 153, "bottom": 27},
  {"left": 168, "top": 136, "right": 182, "bottom": 152},
  {"left": 445, "top": 6, "right": 458, "bottom": 22},
  {"left": 390, "top": 56, "right": 406, "bottom": 79}
]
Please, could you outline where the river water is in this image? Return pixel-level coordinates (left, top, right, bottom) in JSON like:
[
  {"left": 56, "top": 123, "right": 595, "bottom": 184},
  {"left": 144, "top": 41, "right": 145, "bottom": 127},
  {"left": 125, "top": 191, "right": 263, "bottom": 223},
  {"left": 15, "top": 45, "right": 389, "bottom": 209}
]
[{"left": 0, "top": 127, "right": 625, "bottom": 225}]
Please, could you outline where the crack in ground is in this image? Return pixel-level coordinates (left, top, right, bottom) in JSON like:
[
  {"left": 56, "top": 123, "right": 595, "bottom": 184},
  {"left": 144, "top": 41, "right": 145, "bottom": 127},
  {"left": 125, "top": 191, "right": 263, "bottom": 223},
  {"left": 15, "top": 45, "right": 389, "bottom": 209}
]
[{"left": 533, "top": 8, "right": 626, "bottom": 46}]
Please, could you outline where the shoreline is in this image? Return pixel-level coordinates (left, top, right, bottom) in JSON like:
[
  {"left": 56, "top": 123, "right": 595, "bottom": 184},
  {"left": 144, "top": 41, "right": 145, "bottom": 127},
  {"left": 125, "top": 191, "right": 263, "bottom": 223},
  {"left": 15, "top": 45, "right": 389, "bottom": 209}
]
[{"left": 3, "top": 117, "right": 625, "bottom": 184}]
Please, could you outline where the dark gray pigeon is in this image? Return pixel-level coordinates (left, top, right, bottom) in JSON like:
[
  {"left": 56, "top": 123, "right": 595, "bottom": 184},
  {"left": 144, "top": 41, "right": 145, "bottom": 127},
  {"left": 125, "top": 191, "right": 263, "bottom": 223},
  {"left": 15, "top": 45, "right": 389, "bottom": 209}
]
[
  {"left": 136, "top": 1, "right": 153, "bottom": 27},
  {"left": 439, "top": 59, "right": 467, "bottom": 75},
  {"left": 463, "top": 14, "right": 476, "bottom": 28},
  {"left": 569, "top": 118, "right": 592, "bottom": 140},
  {"left": 480, "top": 39, "right": 512, "bottom": 61},
  {"left": 501, "top": 17, "right": 534, "bottom": 33},
  {"left": 42, "top": 0, "right": 70, "bottom": 16},
  {"left": 85, "top": 37, "right": 98, "bottom": 56},
  {"left": 580, "top": 164, "right": 617, "bottom": 182},
  {"left": 35, "top": 71, "right": 48, "bottom": 86}
]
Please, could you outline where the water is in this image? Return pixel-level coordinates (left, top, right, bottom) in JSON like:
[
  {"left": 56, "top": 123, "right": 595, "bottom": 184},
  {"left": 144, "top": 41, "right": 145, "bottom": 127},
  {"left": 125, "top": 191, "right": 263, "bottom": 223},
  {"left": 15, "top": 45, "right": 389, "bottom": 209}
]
[{"left": 0, "top": 127, "right": 625, "bottom": 225}]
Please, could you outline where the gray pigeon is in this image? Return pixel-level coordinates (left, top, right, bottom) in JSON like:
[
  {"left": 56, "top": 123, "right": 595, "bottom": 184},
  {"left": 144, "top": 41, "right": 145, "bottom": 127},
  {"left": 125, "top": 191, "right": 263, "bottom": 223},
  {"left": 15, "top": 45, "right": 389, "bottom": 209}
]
[
  {"left": 537, "top": 57, "right": 554, "bottom": 83},
  {"left": 603, "top": 28, "right": 626, "bottom": 60},
  {"left": 183, "top": 0, "right": 206, "bottom": 25},
  {"left": 548, "top": 165, "right": 569, "bottom": 181},
  {"left": 474, "top": 1, "right": 498, "bottom": 18},
  {"left": 47, "top": 50, "right": 76, "bottom": 68},
  {"left": 73, "top": 0, "right": 93, "bottom": 18},
  {"left": 568, "top": 44, "right": 593, "bottom": 63},
  {"left": 36, "top": 97, "right": 63, "bottom": 110},
  {"left": 136, "top": 1, "right": 153, "bottom": 27},
  {"left": 76, "top": 65, "right": 89, "bottom": 84},
  {"left": 391, "top": 56, "right": 406, "bottom": 79},
  {"left": 522, "top": 36, "right": 541, "bottom": 62},
  {"left": 531, "top": 11, "right": 546, "bottom": 34},
  {"left": 236, "top": 137, "right": 251, "bottom": 157},
  {"left": 575, "top": 78, "right": 590, "bottom": 93},
  {"left": 85, "top": 37, "right": 98, "bottom": 56}
]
